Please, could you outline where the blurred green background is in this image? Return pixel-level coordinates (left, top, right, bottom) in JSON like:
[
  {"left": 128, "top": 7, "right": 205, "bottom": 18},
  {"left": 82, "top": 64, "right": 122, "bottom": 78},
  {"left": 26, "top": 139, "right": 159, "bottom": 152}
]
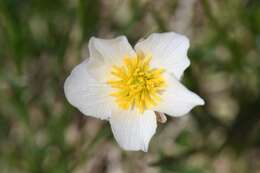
[{"left": 1, "top": 0, "right": 260, "bottom": 172}]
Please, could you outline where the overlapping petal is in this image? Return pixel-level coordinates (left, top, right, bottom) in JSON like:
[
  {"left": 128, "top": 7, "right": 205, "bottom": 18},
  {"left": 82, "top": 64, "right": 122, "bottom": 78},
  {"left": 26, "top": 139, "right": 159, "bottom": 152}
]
[
  {"left": 64, "top": 59, "right": 116, "bottom": 120},
  {"left": 87, "top": 36, "right": 136, "bottom": 81},
  {"left": 110, "top": 110, "right": 157, "bottom": 151},
  {"left": 135, "top": 32, "right": 190, "bottom": 79},
  {"left": 153, "top": 73, "right": 205, "bottom": 117}
]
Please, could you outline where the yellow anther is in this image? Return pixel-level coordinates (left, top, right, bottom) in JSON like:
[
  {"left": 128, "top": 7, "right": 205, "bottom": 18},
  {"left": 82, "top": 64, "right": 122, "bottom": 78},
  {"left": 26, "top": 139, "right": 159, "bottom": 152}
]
[{"left": 107, "top": 54, "right": 166, "bottom": 113}]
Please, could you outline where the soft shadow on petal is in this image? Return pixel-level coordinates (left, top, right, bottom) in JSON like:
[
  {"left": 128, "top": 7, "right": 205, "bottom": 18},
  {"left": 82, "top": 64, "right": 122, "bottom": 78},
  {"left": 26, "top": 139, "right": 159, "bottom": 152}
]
[
  {"left": 87, "top": 36, "right": 136, "bottom": 81},
  {"left": 110, "top": 110, "right": 157, "bottom": 152},
  {"left": 153, "top": 73, "right": 205, "bottom": 117},
  {"left": 135, "top": 32, "right": 190, "bottom": 80},
  {"left": 64, "top": 59, "right": 116, "bottom": 120}
]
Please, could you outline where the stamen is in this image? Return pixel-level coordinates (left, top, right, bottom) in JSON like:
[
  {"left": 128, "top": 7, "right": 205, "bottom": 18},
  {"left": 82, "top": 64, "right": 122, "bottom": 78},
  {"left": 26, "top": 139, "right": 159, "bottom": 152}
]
[{"left": 107, "top": 54, "right": 166, "bottom": 112}]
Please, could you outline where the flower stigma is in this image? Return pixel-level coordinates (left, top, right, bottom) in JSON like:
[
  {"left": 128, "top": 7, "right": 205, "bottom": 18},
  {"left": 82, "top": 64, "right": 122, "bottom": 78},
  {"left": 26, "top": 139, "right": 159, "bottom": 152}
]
[{"left": 107, "top": 53, "right": 166, "bottom": 113}]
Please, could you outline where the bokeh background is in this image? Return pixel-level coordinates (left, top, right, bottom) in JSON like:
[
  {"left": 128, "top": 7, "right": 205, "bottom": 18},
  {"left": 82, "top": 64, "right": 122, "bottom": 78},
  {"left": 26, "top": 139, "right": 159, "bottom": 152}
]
[{"left": 1, "top": 0, "right": 260, "bottom": 172}]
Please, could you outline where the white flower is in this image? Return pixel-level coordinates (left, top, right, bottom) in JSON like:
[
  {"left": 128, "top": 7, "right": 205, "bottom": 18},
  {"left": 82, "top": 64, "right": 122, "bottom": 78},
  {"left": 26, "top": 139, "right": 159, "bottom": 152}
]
[{"left": 64, "top": 32, "right": 205, "bottom": 152}]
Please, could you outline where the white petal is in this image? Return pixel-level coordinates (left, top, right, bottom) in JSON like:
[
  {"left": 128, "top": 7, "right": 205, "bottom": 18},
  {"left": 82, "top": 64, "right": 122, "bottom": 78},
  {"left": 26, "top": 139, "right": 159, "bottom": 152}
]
[
  {"left": 64, "top": 59, "right": 116, "bottom": 120},
  {"left": 154, "top": 74, "right": 205, "bottom": 117},
  {"left": 87, "top": 36, "right": 136, "bottom": 81},
  {"left": 135, "top": 32, "right": 190, "bottom": 80},
  {"left": 110, "top": 110, "right": 157, "bottom": 151}
]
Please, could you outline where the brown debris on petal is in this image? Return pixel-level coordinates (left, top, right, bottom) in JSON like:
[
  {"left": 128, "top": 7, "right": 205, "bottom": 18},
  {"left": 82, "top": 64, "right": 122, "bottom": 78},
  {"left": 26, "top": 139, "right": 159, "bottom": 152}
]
[{"left": 155, "top": 111, "right": 167, "bottom": 123}]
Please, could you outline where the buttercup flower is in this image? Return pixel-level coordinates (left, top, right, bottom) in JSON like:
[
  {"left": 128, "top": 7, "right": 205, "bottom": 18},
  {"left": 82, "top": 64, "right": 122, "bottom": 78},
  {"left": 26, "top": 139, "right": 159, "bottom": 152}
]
[{"left": 64, "top": 32, "right": 205, "bottom": 151}]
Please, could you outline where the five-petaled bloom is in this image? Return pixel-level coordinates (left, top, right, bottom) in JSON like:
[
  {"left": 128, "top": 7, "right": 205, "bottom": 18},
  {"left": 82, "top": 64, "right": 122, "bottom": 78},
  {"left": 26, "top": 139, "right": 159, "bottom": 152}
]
[{"left": 64, "top": 32, "right": 205, "bottom": 151}]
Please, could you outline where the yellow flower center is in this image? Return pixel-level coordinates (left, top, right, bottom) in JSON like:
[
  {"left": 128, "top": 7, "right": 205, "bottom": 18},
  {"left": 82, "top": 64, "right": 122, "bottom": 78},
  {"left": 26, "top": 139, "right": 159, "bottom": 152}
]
[{"left": 107, "top": 53, "right": 166, "bottom": 112}]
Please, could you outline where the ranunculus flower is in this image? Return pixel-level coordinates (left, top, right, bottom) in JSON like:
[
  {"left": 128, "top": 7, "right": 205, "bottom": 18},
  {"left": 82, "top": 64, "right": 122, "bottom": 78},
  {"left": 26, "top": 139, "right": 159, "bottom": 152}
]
[{"left": 64, "top": 32, "right": 205, "bottom": 151}]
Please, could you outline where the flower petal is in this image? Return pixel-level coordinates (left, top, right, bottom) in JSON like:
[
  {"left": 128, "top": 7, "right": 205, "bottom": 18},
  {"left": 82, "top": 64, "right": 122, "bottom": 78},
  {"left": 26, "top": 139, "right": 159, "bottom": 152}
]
[
  {"left": 154, "top": 74, "right": 205, "bottom": 117},
  {"left": 87, "top": 36, "right": 136, "bottom": 81},
  {"left": 135, "top": 32, "right": 190, "bottom": 79},
  {"left": 64, "top": 59, "right": 116, "bottom": 120},
  {"left": 110, "top": 110, "right": 157, "bottom": 151}
]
